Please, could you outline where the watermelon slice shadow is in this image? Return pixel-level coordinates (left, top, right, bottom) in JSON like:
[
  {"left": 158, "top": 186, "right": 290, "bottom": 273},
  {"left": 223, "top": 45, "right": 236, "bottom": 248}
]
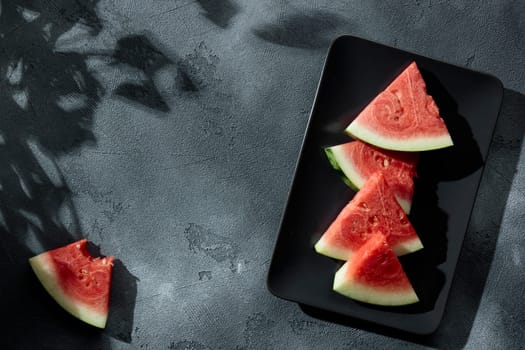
[
  {"left": 409, "top": 178, "right": 448, "bottom": 266},
  {"left": 397, "top": 167, "right": 449, "bottom": 313},
  {"left": 417, "top": 69, "right": 483, "bottom": 181},
  {"left": 104, "top": 258, "right": 138, "bottom": 343},
  {"left": 86, "top": 242, "right": 138, "bottom": 343}
]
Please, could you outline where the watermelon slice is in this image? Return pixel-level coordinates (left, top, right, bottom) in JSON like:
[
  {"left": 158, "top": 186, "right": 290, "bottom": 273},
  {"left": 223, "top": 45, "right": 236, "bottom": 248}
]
[
  {"left": 333, "top": 232, "right": 419, "bottom": 306},
  {"left": 29, "top": 239, "right": 114, "bottom": 328},
  {"left": 314, "top": 172, "right": 423, "bottom": 260},
  {"left": 325, "top": 140, "right": 418, "bottom": 213},
  {"left": 345, "top": 62, "right": 453, "bottom": 151}
]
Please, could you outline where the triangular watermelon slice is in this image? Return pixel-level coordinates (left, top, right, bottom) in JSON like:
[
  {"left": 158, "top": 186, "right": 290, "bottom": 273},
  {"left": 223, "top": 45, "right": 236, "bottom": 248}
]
[
  {"left": 333, "top": 232, "right": 419, "bottom": 306},
  {"left": 314, "top": 172, "right": 423, "bottom": 260},
  {"left": 345, "top": 62, "right": 453, "bottom": 151},
  {"left": 325, "top": 140, "right": 418, "bottom": 213},
  {"left": 29, "top": 239, "right": 114, "bottom": 328}
]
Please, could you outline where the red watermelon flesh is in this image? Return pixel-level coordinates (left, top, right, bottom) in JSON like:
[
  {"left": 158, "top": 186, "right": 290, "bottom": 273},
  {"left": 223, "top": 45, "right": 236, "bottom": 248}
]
[
  {"left": 325, "top": 140, "right": 418, "bottom": 213},
  {"left": 29, "top": 239, "right": 114, "bottom": 328},
  {"left": 314, "top": 172, "right": 423, "bottom": 260},
  {"left": 333, "top": 232, "right": 419, "bottom": 306},
  {"left": 345, "top": 62, "right": 453, "bottom": 151}
]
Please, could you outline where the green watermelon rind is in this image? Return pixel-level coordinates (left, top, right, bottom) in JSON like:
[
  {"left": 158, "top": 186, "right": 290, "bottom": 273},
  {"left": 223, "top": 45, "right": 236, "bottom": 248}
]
[
  {"left": 333, "top": 261, "right": 419, "bottom": 306},
  {"left": 29, "top": 253, "right": 109, "bottom": 328},
  {"left": 324, "top": 147, "right": 359, "bottom": 191},
  {"left": 345, "top": 122, "right": 454, "bottom": 152},
  {"left": 325, "top": 145, "right": 413, "bottom": 214}
]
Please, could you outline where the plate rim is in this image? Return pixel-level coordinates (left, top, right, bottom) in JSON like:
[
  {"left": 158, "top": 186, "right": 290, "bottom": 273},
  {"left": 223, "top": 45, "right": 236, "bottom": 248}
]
[{"left": 266, "top": 34, "right": 504, "bottom": 335}]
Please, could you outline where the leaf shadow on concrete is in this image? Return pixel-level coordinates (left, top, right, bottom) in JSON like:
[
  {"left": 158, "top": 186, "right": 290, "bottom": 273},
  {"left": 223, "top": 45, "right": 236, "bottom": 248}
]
[
  {"left": 110, "top": 34, "right": 173, "bottom": 112},
  {"left": 0, "top": 1, "right": 145, "bottom": 347},
  {"left": 252, "top": 10, "right": 347, "bottom": 49},
  {"left": 195, "top": 0, "right": 240, "bottom": 28}
]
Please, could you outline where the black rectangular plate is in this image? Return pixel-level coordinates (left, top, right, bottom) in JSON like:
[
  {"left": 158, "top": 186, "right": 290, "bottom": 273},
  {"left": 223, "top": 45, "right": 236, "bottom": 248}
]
[{"left": 267, "top": 35, "right": 503, "bottom": 335}]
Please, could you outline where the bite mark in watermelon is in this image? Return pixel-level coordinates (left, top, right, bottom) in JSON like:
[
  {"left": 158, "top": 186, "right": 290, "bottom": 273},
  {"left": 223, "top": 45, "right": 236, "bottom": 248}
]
[
  {"left": 325, "top": 140, "right": 418, "bottom": 213},
  {"left": 333, "top": 232, "right": 419, "bottom": 306},
  {"left": 314, "top": 172, "right": 423, "bottom": 260},
  {"left": 345, "top": 62, "right": 453, "bottom": 151},
  {"left": 29, "top": 239, "right": 114, "bottom": 328}
]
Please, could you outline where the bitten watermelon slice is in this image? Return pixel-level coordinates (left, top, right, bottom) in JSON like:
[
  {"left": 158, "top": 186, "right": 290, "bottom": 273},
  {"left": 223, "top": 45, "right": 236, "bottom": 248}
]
[
  {"left": 345, "top": 62, "right": 453, "bottom": 151},
  {"left": 325, "top": 140, "right": 418, "bottom": 213},
  {"left": 333, "top": 232, "right": 419, "bottom": 306},
  {"left": 29, "top": 239, "right": 114, "bottom": 328},
  {"left": 314, "top": 172, "right": 423, "bottom": 260}
]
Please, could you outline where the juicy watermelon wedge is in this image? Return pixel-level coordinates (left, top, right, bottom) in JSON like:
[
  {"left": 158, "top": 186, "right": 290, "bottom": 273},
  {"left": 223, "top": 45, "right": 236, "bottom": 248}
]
[
  {"left": 314, "top": 172, "right": 423, "bottom": 260},
  {"left": 333, "top": 232, "right": 419, "bottom": 306},
  {"left": 325, "top": 140, "right": 418, "bottom": 213},
  {"left": 29, "top": 239, "right": 114, "bottom": 328},
  {"left": 345, "top": 62, "right": 453, "bottom": 151}
]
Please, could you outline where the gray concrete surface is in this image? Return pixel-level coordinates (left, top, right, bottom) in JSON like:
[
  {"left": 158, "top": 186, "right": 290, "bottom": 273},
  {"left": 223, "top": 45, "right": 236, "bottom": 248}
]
[{"left": 1, "top": 0, "right": 524, "bottom": 349}]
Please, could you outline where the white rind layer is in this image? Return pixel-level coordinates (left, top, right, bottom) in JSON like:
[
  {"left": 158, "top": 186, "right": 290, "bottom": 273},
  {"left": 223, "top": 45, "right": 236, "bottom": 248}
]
[
  {"left": 345, "top": 121, "right": 453, "bottom": 152},
  {"left": 29, "top": 254, "right": 108, "bottom": 328},
  {"left": 395, "top": 196, "right": 411, "bottom": 215},
  {"left": 392, "top": 236, "right": 424, "bottom": 256},
  {"left": 315, "top": 231, "right": 423, "bottom": 261},
  {"left": 314, "top": 235, "right": 354, "bottom": 261},
  {"left": 333, "top": 261, "right": 419, "bottom": 306}
]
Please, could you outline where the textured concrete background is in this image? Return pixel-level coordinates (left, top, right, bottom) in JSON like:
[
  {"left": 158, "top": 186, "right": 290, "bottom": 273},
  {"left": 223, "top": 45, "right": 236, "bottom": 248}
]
[{"left": 1, "top": 1, "right": 524, "bottom": 349}]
